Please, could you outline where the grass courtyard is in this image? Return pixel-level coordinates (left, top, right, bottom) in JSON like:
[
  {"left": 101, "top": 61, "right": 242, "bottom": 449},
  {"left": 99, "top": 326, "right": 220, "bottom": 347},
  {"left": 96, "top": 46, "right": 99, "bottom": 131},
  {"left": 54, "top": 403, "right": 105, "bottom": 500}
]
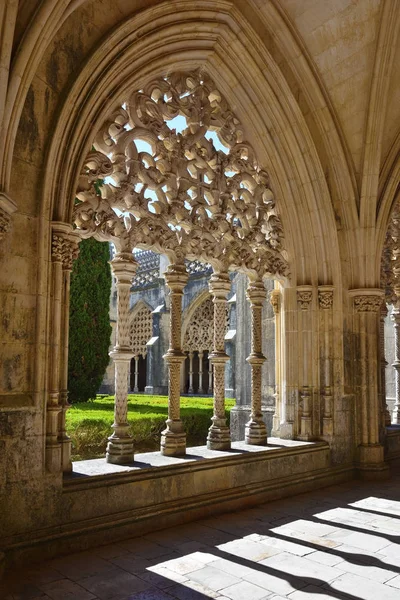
[{"left": 67, "top": 394, "right": 235, "bottom": 461}]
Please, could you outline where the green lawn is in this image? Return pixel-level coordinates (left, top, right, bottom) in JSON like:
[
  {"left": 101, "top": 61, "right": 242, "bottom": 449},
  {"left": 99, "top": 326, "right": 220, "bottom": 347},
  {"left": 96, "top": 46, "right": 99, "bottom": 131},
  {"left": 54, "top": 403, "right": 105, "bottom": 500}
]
[{"left": 67, "top": 394, "right": 235, "bottom": 461}]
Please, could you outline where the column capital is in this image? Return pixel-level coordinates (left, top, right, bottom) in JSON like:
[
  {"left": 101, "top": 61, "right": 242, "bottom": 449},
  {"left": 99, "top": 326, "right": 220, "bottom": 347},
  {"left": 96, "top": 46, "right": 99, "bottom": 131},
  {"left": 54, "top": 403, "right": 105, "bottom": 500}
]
[
  {"left": 349, "top": 288, "right": 384, "bottom": 312},
  {"left": 269, "top": 290, "right": 281, "bottom": 314},
  {"left": 51, "top": 223, "right": 80, "bottom": 270},
  {"left": 297, "top": 285, "right": 313, "bottom": 310},
  {"left": 246, "top": 280, "right": 266, "bottom": 306},
  {"left": 111, "top": 252, "right": 138, "bottom": 282},
  {"left": 164, "top": 262, "right": 188, "bottom": 292},
  {"left": 318, "top": 285, "right": 334, "bottom": 309},
  {"left": 209, "top": 271, "right": 231, "bottom": 299}
]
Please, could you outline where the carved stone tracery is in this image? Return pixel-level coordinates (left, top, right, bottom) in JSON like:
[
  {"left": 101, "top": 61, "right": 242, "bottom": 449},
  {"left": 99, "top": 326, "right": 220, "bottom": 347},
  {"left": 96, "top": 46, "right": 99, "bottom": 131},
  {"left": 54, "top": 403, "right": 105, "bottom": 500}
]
[
  {"left": 74, "top": 70, "right": 288, "bottom": 279},
  {"left": 129, "top": 305, "right": 153, "bottom": 358}
]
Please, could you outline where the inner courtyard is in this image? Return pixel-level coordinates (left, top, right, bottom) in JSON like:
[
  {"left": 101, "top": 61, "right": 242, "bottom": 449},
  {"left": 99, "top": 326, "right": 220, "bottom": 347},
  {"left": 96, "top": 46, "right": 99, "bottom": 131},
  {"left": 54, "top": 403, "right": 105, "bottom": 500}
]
[{"left": 1, "top": 0, "right": 400, "bottom": 596}]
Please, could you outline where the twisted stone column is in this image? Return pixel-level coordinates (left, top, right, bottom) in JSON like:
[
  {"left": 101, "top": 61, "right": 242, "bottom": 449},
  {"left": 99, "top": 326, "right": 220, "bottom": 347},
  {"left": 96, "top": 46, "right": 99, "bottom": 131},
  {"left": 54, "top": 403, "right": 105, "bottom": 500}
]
[
  {"left": 133, "top": 356, "right": 139, "bottom": 393},
  {"left": 392, "top": 304, "right": 400, "bottom": 424},
  {"left": 198, "top": 351, "right": 204, "bottom": 393},
  {"left": 188, "top": 351, "right": 194, "bottom": 393},
  {"left": 161, "top": 263, "right": 188, "bottom": 456},
  {"left": 106, "top": 253, "right": 137, "bottom": 465},
  {"left": 207, "top": 272, "right": 231, "bottom": 450},
  {"left": 245, "top": 280, "right": 268, "bottom": 445},
  {"left": 208, "top": 359, "right": 213, "bottom": 394}
]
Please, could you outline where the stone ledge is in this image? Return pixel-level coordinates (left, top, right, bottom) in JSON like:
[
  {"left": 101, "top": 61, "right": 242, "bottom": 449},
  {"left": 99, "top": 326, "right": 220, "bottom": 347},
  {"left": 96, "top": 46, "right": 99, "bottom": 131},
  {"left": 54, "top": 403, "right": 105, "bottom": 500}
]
[{"left": 1, "top": 441, "right": 356, "bottom": 570}]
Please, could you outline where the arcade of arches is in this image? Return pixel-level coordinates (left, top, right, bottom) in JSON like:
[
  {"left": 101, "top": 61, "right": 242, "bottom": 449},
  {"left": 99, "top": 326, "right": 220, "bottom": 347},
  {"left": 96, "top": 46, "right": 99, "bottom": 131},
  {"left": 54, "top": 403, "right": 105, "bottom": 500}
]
[{"left": 1, "top": 0, "right": 400, "bottom": 573}]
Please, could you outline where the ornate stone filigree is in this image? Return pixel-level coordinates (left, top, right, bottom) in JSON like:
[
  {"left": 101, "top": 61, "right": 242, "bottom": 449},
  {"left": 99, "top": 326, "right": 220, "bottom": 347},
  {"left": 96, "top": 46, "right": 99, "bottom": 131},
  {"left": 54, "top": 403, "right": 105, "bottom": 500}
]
[
  {"left": 353, "top": 295, "right": 383, "bottom": 313},
  {"left": 318, "top": 290, "right": 333, "bottom": 309},
  {"left": 51, "top": 234, "right": 80, "bottom": 269},
  {"left": 297, "top": 289, "right": 312, "bottom": 310},
  {"left": 381, "top": 197, "right": 400, "bottom": 305},
  {"left": 74, "top": 70, "right": 288, "bottom": 278},
  {"left": 129, "top": 305, "right": 153, "bottom": 357},
  {"left": 0, "top": 207, "right": 11, "bottom": 239},
  {"left": 184, "top": 297, "right": 214, "bottom": 352}
]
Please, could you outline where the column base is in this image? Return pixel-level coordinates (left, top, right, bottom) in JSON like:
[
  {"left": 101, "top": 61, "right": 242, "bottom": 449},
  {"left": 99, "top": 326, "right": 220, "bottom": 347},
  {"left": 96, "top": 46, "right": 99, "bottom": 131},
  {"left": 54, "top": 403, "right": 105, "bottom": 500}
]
[
  {"left": 280, "top": 421, "right": 295, "bottom": 439},
  {"left": 160, "top": 430, "right": 186, "bottom": 456},
  {"left": 207, "top": 423, "right": 231, "bottom": 451},
  {"left": 298, "top": 417, "right": 315, "bottom": 441},
  {"left": 45, "top": 443, "right": 62, "bottom": 473},
  {"left": 60, "top": 438, "right": 72, "bottom": 473},
  {"left": 106, "top": 435, "right": 134, "bottom": 465},
  {"left": 357, "top": 444, "right": 390, "bottom": 480},
  {"left": 245, "top": 420, "right": 268, "bottom": 445}
]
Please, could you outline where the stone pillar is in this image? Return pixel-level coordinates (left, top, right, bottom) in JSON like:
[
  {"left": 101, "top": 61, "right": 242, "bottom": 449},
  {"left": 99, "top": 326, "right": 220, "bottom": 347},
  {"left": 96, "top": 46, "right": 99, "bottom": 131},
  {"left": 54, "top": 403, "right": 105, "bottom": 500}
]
[
  {"left": 161, "top": 263, "right": 188, "bottom": 456},
  {"left": 46, "top": 226, "right": 74, "bottom": 473},
  {"left": 133, "top": 356, "right": 139, "bottom": 393},
  {"left": 188, "top": 351, "right": 194, "bottom": 393},
  {"left": 297, "top": 286, "right": 314, "bottom": 441},
  {"left": 208, "top": 359, "right": 213, "bottom": 394},
  {"left": 392, "top": 303, "right": 400, "bottom": 424},
  {"left": 58, "top": 231, "right": 80, "bottom": 473},
  {"left": 380, "top": 303, "right": 392, "bottom": 427},
  {"left": 245, "top": 280, "right": 268, "bottom": 445},
  {"left": 350, "top": 289, "right": 388, "bottom": 478},
  {"left": 207, "top": 272, "right": 231, "bottom": 450},
  {"left": 106, "top": 253, "right": 137, "bottom": 465},
  {"left": 318, "top": 286, "right": 334, "bottom": 439},
  {"left": 270, "top": 289, "right": 281, "bottom": 437},
  {"left": 198, "top": 351, "right": 204, "bottom": 393}
]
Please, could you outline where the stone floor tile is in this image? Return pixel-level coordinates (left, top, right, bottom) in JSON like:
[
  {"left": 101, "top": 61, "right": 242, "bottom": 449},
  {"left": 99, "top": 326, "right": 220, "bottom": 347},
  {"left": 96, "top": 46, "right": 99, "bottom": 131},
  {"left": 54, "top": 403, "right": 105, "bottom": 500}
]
[
  {"left": 385, "top": 574, "right": 400, "bottom": 589},
  {"left": 120, "top": 540, "right": 173, "bottom": 560},
  {"left": 188, "top": 565, "right": 241, "bottom": 592},
  {"left": 324, "top": 571, "right": 400, "bottom": 600},
  {"left": 305, "top": 550, "right": 344, "bottom": 567},
  {"left": 209, "top": 558, "right": 301, "bottom": 596},
  {"left": 110, "top": 555, "right": 153, "bottom": 574},
  {"left": 330, "top": 553, "right": 398, "bottom": 583},
  {"left": 166, "top": 579, "right": 220, "bottom": 600},
  {"left": 244, "top": 533, "right": 314, "bottom": 557},
  {"left": 78, "top": 569, "right": 150, "bottom": 600},
  {"left": 93, "top": 544, "right": 128, "bottom": 560},
  {"left": 39, "top": 578, "right": 97, "bottom": 600},
  {"left": 219, "top": 580, "right": 271, "bottom": 600},
  {"left": 0, "top": 582, "right": 48, "bottom": 600},
  {"left": 49, "top": 553, "right": 116, "bottom": 582},
  {"left": 325, "top": 529, "right": 392, "bottom": 553},
  {"left": 288, "top": 584, "right": 348, "bottom": 599},
  {"left": 271, "top": 518, "right": 340, "bottom": 537},
  {"left": 154, "top": 557, "right": 205, "bottom": 576},
  {"left": 217, "top": 539, "right": 282, "bottom": 562},
  {"left": 259, "top": 552, "right": 344, "bottom": 585},
  {"left": 120, "top": 590, "right": 174, "bottom": 600},
  {"left": 136, "top": 568, "right": 188, "bottom": 590}
]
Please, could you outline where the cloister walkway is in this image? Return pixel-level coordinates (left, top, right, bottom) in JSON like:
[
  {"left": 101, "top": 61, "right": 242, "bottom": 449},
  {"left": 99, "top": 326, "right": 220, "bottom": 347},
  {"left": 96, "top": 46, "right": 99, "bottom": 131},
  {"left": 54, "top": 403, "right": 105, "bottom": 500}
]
[{"left": 3, "top": 470, "right": 400, "bottom": 600}]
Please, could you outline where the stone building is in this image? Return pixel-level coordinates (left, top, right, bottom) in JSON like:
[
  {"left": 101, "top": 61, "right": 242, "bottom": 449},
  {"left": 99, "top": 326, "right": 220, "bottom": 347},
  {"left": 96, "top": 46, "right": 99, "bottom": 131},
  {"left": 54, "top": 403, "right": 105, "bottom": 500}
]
[{"left": 1, "top": 0, "right": 400, "bottom": 576}]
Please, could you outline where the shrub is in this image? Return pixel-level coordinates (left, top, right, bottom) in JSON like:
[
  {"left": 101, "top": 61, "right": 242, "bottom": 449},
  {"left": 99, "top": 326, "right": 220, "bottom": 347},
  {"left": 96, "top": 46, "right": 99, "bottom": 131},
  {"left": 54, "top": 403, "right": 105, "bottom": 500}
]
[{"left": 68, "top": 238, "right": 112, "bottom": 402}]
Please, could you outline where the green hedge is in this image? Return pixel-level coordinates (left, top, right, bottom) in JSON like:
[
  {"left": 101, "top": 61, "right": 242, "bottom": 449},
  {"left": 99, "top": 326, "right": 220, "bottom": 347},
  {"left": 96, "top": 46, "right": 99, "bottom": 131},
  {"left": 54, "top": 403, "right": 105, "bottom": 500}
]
[{"left": 67, "top": 394, "right": 235, "bottom": 460}]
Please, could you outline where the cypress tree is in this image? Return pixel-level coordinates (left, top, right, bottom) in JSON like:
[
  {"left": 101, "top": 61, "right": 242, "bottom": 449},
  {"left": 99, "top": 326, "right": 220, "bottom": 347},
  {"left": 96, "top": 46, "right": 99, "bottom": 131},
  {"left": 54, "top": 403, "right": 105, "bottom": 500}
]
[{"left": 68, "top": 238, "right": 112, "bottom": 402}]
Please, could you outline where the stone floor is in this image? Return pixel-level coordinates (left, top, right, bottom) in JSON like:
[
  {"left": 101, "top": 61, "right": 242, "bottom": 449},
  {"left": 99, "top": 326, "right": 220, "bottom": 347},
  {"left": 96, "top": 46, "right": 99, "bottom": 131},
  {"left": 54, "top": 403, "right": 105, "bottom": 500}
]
[{"left": 3, "top": 469, "right": 400, "bottom": 600}]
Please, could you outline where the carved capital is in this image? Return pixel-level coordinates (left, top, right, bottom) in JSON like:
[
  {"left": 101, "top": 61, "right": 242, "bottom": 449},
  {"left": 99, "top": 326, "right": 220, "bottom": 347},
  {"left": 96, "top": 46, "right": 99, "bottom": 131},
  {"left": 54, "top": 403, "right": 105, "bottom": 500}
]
[
  {"left": 269, "top": 290, "right": 281, "bottom": 314},
  {"left": 111, "top": 252, "right": 138, "bottom": 285},
  {"left": 246, "top": 280, "right": 266, "bottom": 307},
  {"left": 297, "top": 286, "right": 313, "bottom": 310},
  {"left": 209, "top": 272, "right": 231, "bottom": 301},
  {"left": 349, "top": 289, "right": 384, "bottom": 313},
  {"left": 318, "top": 286, "right": 334, "bottom": 309},
  {"left": 51, "top": 232, "right": 80, "bottom": 270},
  {"left": 164, "top": 262, "right": 189, "bottom": 294}
]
